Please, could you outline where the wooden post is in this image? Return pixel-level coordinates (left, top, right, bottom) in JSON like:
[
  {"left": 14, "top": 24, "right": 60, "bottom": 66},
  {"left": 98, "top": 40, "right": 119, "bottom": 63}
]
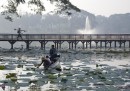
[
  {"left": 39, "top": 41, "right": 43, "bottom": 50},
  {"left": 129, "top": 41, "right": 130, "bottom": 48},
  {"left": 8, "top": 41, "right": 16, "bottom": 49},
  {"left": 72, "top": 42, "right": 74, "bottom": 49},
  {"left": 74, "top": 41, "right": 76, "bottom": 49},
  {"left": 109, "top": 41, "right": 112, "bottom": 48},
  {"left": 95, "top": 41, "right": 98, "bottom": 49},
  {"left": 115, "top": 41, "right": 116, "bottom": 48},
  {"left": 69, "top": 42, "right": 71, "bottom": 49},
  {"left": 86, "top": 42, "right": 88, "bottom": 49},
  {"left": 100, "top": 41, "right": 102, "bottom": 48},
  {"left": 25, "top": 41, "right": 32, "bottom": 50},
  {"left": 124, "top": 41, "right": 125, "bottom": 48},
  {"left": 105, "top": 41, "right": 107, "bottom": 48},
  {"left": 119, "top": 41, "right": 121, "bottom": 48},
  {"left": 82, "top": 41, "right": 85, "bottom": 49},
  {"left": 90, "top": 41, "right": 92, "bottom": 49},
  {"left": 57, "top": 42, "right": 58, "bottom": 49}
]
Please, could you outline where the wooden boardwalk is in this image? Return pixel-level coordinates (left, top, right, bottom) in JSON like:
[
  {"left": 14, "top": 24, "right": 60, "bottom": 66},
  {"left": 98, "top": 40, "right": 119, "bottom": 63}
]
[{"left": 0, "top": 34, "right": 130, "bottom": 49}]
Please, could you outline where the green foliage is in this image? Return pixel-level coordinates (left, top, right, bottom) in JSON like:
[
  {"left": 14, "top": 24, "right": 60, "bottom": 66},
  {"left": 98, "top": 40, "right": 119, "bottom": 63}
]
[
  {"left": 6, "top": 73, "right": 16, "bottom": 78},
  {"left": 10, "top": 77, "right": 17, "bottom": 82},
  {"left": 0, "top": 65, "right": 6, "bottom": 70},
  {"left": 1, "top": 0, "right": 80, "bottom": 21},
  {"left": 47, "top": 74, "right": 57, "bottom": 79}
]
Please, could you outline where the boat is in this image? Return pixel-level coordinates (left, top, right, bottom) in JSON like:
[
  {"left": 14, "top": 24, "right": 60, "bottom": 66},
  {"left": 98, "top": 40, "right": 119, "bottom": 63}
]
[{"left": 48, "top": 56, "right": 62, "bottom": 71}]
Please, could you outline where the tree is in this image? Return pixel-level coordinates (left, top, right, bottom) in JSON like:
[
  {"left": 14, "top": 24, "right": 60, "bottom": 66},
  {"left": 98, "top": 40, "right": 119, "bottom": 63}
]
[{"left": 1, "top": 0, "right": 80, "bottom": 21}]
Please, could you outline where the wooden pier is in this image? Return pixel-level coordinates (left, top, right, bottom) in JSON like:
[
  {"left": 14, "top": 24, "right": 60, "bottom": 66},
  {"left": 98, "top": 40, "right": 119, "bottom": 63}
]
[{"left": 0, "top": 34, "right": 130, "bottom": 49}]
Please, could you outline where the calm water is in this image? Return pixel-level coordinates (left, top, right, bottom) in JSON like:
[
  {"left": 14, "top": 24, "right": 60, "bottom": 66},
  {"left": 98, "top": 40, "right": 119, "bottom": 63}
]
[{"left": 0, "top": 48, "right": 130, "bottom": 91}]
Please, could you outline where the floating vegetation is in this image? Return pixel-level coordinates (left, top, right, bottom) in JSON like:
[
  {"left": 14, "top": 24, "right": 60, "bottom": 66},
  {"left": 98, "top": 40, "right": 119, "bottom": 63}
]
[
  {"left": 10, "top": 77, "right": 17, "bottom": 82},
  {"left": 79, "top": 78, "right": 85, "bottom": 82},
  {"left": 29, "top": 84, "right": 41, "bottom": 90},
  {"left": 61, "top": 78, "right": 68, "bottom": 83},
  {"left": 63, "top": 67, "right": 71, "bottom": 70},
  {"left": 29, "top": 80, "right": 38, "bottom": 84},
  {"left": 17, "top": 64, "right": 23, "bottom": 68},
  {"left": 104, "top": 80, "right": 114, "bottom": 85},
  {"left": 98, "top": 75, "right": 106, "bottom": 80},
  {"left": 0, "top": 49, "right": 130, "bottom": 91},
  {"left": 64, "top": 72, "right": 73, "bottom": 76},
  {"left": 26, "top": 72, "right": 33, "bottom": 76},
  {"left": 6, "top": 73, "right": 16, "bottom": 78},
  {"left": 0, "top": 65, "right": 6, "bottom": 70},
  {"left": 85, "top": 69, "right": 102, "bottom": 76},
  {"left": 47, "top": 74, "right": 57, "bottom": 79}
]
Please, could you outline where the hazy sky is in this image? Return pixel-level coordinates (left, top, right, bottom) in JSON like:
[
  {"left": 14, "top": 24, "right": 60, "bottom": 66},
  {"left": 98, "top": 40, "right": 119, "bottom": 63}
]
[
  {"left": 70, "top": 0, "right": 130, "bottom": 16},
  {"left": 0, "top": 0, "right": 130, "bottom": 16}
]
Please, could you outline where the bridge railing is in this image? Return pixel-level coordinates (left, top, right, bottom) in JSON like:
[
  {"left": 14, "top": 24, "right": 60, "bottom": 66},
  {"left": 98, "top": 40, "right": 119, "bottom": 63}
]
[{"left": 0, "top": 34, "right": 130, "bottom": 41}]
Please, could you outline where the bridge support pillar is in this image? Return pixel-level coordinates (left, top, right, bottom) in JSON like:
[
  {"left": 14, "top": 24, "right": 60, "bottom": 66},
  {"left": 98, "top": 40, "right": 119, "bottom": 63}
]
[
  {"left": 53, "top": 41, "right": 58, "bottom": 49},
  {"left": 88, "top": 41, "right": 92, "bottom": 49},
  {"left": 8, "top": 41, "right": 16, "bottom": 49},
  {"left": 82, "top": 41, "right": 85, "bottom": 49},
  {"left": 25, "top": 41, "right": 32, "bottom": 50},
  {"left": 100, "top": 41, "right": 102, "bottom": 48},
  {"left": 109, "top": 41, "right": 112, "bottom": 48},
  {"left": 39, "top": 41, "right": 43, "bottom": 50},
  {"left": 58, "top": 41, "right": 63, "bottom": 49},
  {"left": 95, "top": 41, "right": 99, "bottom": 49},
  {"left": 129, "top": 41, "right": 130, "bottom": 48},
  {"left": 123, "top": 41, "right": 126, "bottom": 48},
  {"left": 115, "top": 41, "right": 117, "bottom": 48},
  {"left": 68, "top": 42, "right": 71, "bottom": 49},
  {"left": 72, "top": 42, "right": 74, "bottom": 49},
  {"left": 86, "top": 42, "right": 88, "bottom": 48},
  {"left": 119, "top": 41, "right": 122, "bottom": 48},
  {"left": 105, "top": 41, "right": 108, "bottom": 48}
]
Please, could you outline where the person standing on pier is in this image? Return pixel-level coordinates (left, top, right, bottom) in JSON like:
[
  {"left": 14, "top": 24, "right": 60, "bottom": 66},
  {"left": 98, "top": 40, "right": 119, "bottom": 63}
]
[{"left": 14, "top": 28, "right": 25, "bottom": 40}]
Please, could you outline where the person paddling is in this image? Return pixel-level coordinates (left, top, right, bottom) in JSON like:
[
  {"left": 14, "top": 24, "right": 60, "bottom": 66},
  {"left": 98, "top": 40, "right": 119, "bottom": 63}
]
[{"left": 37, "top": 57, "right": 51, "bottom": 70}]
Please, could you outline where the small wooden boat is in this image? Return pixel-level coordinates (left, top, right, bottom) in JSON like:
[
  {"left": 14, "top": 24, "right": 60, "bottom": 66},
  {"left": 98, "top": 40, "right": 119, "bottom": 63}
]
[{"left": 48, "top": 57, "right": 61, "bottom": 71}]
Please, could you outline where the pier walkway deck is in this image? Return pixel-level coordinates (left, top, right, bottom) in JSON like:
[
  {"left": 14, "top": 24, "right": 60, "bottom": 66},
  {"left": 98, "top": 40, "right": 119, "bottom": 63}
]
[{"left": 0, "top": 34, "right": 130, "bottom": 49}]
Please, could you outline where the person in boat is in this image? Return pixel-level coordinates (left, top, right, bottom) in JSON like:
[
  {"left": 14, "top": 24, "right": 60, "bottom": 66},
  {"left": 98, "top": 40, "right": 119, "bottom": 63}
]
[
  {"left": 37, "top": 57, "right": 51, "bottom": 70},
  {"left": 49, "top": 45, "right": 58, "bottom": 63}
]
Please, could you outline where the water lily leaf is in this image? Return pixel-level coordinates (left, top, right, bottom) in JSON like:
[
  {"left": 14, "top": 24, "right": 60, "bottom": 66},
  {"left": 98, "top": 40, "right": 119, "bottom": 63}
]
[{"left": 0, "top": 65, "right": 6, "bottom": 70}]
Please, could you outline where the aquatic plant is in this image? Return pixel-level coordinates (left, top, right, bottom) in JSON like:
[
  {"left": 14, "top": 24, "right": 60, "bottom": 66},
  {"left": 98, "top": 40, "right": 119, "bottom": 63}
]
[
  {"left": 26, "top": 72, "right": 33, "bottom": 76},
  {"left": 0, "top": 65, "right": 6, "bottom": 70},
  {"left": 63, "top": 67, "right": 71, "bottom": 70},
  {"left": 17, "top": 64, "right": 23, "bottom": 68},
  {"left": 64, "top": 72, "right": 73, "bottom": 76},
  {"left": 29, "top": 80, "right": 38, "bottom": 84},
  {"left": 10, "top": 77, "right": 17, "bottom": 82},
  {"left": 47, "top": 74, "right": 57, "bottom": 79},
  {"left": 61, "top": 78, "right": 68, "bottom": 83},
  {"left": 6, "top": 73, "right": 16, "bottom": 78},
  {"left": 79, "top": 78, "right": 85, "bottom": 82},
  {"left": 98, "top": 75, "right": 106, "bottom": 81}
]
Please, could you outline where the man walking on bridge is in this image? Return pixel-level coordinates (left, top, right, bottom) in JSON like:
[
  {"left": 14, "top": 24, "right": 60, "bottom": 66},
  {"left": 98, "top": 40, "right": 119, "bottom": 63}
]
[{"left": 14, "top": 28, "right": 25, "bottom": 40}]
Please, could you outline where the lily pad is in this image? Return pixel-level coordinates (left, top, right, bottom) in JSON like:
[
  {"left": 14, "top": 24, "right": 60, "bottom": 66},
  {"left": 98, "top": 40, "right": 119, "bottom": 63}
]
[{"left": 0, "top": 65, "right": 6, "bottom": 70}]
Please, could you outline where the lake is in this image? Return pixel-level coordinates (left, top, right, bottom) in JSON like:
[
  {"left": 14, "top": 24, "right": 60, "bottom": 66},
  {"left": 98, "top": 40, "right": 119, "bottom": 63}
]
[{"left": 0, "top": 48, "right": 130, "bottom": 91}]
